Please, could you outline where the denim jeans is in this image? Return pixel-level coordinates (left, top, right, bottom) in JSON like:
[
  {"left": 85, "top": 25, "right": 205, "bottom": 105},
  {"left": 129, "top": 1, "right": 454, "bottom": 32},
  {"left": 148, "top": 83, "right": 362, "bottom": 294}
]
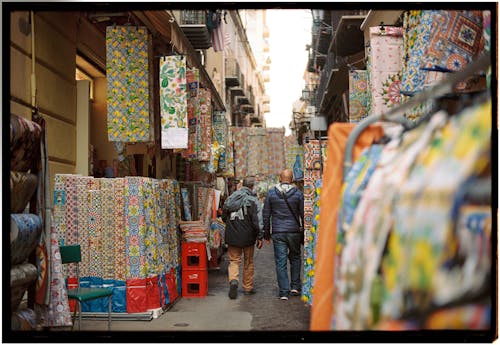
[{"left": 271, "top": 232, "right": 302, "bottom": 297}]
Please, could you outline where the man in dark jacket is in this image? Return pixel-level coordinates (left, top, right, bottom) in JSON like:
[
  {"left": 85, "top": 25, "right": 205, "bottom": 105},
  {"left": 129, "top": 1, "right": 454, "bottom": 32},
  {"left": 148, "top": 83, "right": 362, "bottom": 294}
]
[
  {"left": 222, "top": 177, "right": 263, "bottom": 299},
  {"left": 263, "top": 169, "right": 304, "bottom": 300}
]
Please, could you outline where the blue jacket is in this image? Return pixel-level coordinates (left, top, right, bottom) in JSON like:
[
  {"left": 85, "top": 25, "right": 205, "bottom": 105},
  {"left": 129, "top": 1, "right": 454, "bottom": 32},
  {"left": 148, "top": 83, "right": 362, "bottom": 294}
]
[
  {"left": 263, "top": 183, "right": 304, "bottom": 239},
  {"left": 222, "top": 187, "right": 263, "bottom": 247}
]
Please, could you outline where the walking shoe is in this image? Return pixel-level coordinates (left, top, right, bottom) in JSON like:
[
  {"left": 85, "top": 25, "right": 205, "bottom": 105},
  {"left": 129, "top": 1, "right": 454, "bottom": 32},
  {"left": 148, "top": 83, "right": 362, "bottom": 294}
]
[
  {"left": 290, "top": 289, "right": 300, "bottom": 296},
  {"left": 243, "top": 289, "right": 256, "bottom": 295},
  {"left": 228, "top": 280, "right": 238, "bottom": 299},
  {"left": 279, "top": 296, "right": 288, "bottom": 300}
]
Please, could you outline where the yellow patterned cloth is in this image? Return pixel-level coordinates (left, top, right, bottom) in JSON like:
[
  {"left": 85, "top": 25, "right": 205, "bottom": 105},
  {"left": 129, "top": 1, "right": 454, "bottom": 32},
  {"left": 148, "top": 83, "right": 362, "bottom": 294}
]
[{"left": 106, "top": 26, "right": 152, "bottom": 142}]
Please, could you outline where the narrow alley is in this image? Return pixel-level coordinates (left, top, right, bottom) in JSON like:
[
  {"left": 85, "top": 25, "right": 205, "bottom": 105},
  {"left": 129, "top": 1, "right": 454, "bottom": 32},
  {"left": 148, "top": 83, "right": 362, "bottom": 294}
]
[{"left": 73, "top": 243, "right": 310, "bottom": 334}]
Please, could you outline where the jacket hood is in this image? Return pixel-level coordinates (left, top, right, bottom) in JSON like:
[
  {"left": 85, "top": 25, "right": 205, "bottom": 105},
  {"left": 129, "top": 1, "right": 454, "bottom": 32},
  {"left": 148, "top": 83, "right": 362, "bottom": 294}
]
[
  {"left": 223, "top": 187, "right": 254, "bottom": 212},
  {"left": 275, "top": 183, "right": 299, "bottom": 198}
]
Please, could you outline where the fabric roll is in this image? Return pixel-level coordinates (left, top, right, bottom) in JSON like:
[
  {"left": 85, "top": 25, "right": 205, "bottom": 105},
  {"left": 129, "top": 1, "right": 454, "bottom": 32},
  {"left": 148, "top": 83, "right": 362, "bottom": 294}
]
[
  {"left": 368, "top": 26, "right": 403, "bottom": 116},
  {"left": 11, "top": 263, "right": 38, "bottom": 311},
  {"left": 423, "top": 303, "right": 491, "bottom": 330},
  {"left": 10, "top": 171, "right": 38, "bottom": 213},
  {"left": 106, "top": 26, "right": 151, "bottom": 142},
  {"left": 87, "top": 189, "right": 103, "bottom": 279},
  {"left": 198, "top": 89, "right": 213, "bottom": 162},
  {"left": 181, "top": 187, "right": 192, "bottom": 221},
  {"left": 348, "top": 70, "right": 370, "bottom": 122},
  {"left": 143, "top": 178, "right": 159, "bottom": 277},
  {"left": 155, "top": 180, "right": 169, "bottom": 275},
  {"left": 76, "top": 178, "right": 91, "bottom": 278},
  {"left": 10, "top": 114, "right": 42, "bottom": 172},
  {"left": 420, "top": 11, "right": 484, "bottom": 72},
  {"left": 311, "top": 123, "right": 383, "bottom": 331},
  {"left": 265, "top": 128, "right": 286, "bottom": 176},
  {"left": 100, "top": 185, "right": 116, "bottom": 280},
  {"left": 63, "top": 175, "right": 81, "bottom": 279},
  {"left": 11, "top": 308, "right": 38, "bottom": 331},
  {"left": 183, "top": 67, "right": 200, "bottom": 159},
  {"left": 11, "top": 214, "right": 42, "bottom": 265},
  {"left": 159, "top": 55, "right": 188, "bottom": 149},
  {"left": 125, "top": 177, "right": 147, "bottom": 279},
  {"left": 113, "top": 178, "right": 127, "bottom": 282}
]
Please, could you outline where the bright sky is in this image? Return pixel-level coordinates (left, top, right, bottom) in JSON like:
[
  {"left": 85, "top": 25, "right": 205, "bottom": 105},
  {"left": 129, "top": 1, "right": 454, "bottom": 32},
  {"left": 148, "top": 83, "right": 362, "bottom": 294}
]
[{"left": 265, "top": 9, "right": 312, "bottom": 135}]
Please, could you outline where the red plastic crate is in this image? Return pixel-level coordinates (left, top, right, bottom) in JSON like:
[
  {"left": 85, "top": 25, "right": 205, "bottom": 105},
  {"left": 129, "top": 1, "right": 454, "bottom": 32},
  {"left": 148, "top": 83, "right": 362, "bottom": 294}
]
[
  {"left": 181, "top": 242, "right": 207, "bottom": 270},
  {"left": 181, "top": 269, "right": 208, "bottom": 297}
]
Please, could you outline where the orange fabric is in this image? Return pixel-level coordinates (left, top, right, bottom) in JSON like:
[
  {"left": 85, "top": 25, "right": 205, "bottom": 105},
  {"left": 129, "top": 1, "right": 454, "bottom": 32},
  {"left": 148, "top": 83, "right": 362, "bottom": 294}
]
[{"left": 310, "top": 123, "right": 384, "bottom": 331}]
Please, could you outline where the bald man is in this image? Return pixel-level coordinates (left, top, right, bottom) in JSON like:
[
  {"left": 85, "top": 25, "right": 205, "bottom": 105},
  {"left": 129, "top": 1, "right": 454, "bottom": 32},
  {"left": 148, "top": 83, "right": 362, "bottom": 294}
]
[{"left": 263, "top": 169, "right": 304, "bottom": 300}]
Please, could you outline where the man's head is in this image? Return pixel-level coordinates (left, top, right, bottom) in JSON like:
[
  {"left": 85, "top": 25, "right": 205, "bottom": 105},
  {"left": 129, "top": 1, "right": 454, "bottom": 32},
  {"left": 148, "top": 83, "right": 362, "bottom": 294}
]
[
  {"left": 243, "top": 177, "right": 255, "bottom": 190},
  {"left": 279, "top": 169, "right": 293, "bottom": 184}
]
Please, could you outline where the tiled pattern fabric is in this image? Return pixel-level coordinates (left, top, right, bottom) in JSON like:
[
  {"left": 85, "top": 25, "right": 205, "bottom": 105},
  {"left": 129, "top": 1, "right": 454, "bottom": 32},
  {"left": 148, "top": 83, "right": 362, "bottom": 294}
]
[
  {"left": 232, "top": 127, "right": 249, "bottom": 179},
  {"left": 106, "top": 26, "right": 151, "bottom": 142},
  {"left": 10, "top": 214, "right": 42, "bottom": 266},
  {"left": 10, "top": 114, "right": 42, "bottom": 172},
  {"left": 284, "top": 135, "right": 304, "bottom": 173},
  {"left": 76, "top": 178, "right": 91, "bottom": 278},
  {"left": 368, "top": 26, "right": 403, "bottom": 116},
  {"left": 113, "top": 178, "right": 127, "bottom": 281},
  {"left": 183, "top": 68, "right": 200, "bottom": 159},
  {"left": 10, "top": 171, "right": 38, "bottom": 213},
  {"left": 88, "top": 190, "right": 103, "bottom": 278},
  {"left": 401, "top": 11, "right": 440, "bottom": 95},
  {"left": 420, "top": 11, "right": 484, "bottom": 72},
  {"left": 198, "top": 89, "right": 213, "bottom": 162},
  {"left": 265, "top": 128, "right": 286, "bottom": 176},
  {"left": 302, "top": 179, "right": 322, "bottom": 306},
  {"left": 124, "top": 177, "right": 146, "bottom": 279},
  {"left": 100, "top": 183, "right": 116, "bottom": 280},
  {"left": 222, "top": 129, "right": 235, "bottom": 178},
  {"left": 159, "top": 55, "right": 188, "bottom": 149},
  {"left": 348, "top": 70, "right": 370, "bottom": 122}
]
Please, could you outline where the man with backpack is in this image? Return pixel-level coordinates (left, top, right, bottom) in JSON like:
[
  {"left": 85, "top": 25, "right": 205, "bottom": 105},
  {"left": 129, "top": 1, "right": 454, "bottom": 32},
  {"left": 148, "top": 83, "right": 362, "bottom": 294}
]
[{"left": 222, "top": 177, "right": 264, "bottom": 299}]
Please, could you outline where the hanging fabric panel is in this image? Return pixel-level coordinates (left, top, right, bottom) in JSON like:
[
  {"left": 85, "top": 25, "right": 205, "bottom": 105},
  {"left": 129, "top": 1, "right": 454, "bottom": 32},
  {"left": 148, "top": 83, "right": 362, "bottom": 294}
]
[
  {"left": 10, "top": 171, "right": 38, "bottom": 213},
  {"left": 212, "top": 111, "right": 228, "bottom": 173},
  {"left": 420, "top": 11, "right": 484, "bottom": 72},
  {"left": 311, "top": 123, "right": 383, "bottom": 331},
  {"left": 368, "top": 26, "right": 403, "bottom": 116},
  {"left": 247, "top": 127, "right": 267, "bottom": 176},
  {"left": 232, "top": 127, "right": 249, "bottom": 179},
  {"left": 302, "top": 179, "right": 322, "bottom": 306},
  {"left": 348, "top": 70, "right": 370, "bottom": 123},
  {"left": 303, "top": 140, "right": 324, "bottom": 245},
  {"left": 198, "top": 89, "right": 213, "bottom": 162},
  {"left": 106, "top": 26, "right": 151, "bottom": 142},
  {"left": 183, "top": 68, "right": 200, "bottom": 159},
  {"left": 284, "top": 135, "right": 304, "bottom": 181},
  {"left": 159, "top": 55, "right": 188, "bottom": 149},
  {"left": 265, "top": 128, "right": 286, "bottom": 176},
  {"left": 223, "top": 129, "right": 235, "bottom": 178}
]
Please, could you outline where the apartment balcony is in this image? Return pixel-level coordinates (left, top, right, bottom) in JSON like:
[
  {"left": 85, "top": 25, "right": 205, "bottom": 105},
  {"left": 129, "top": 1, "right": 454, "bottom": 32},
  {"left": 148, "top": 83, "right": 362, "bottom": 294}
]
[
  {"left": 225, "top": 57, "right": 243, "bottom": 87},
  {"left": 235, "top": 95, "right": 250, "bottom": 105},
  {"left": 262, "top": 95, "right": 270, "bottom": 104},
  {"left": 329, "top": 15, "right": 366, "bottom": 57},
  {"left": 262, "top": 104, "right": 271, "bottom": 113},
  {"left": 179, "top": 10, "right": 212, "bottom": 50}
]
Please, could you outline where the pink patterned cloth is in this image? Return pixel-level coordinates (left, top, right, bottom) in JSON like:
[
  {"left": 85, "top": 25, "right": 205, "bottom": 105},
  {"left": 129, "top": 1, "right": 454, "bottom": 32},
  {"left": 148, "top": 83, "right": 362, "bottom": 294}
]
[{"left": 368, "top": 26, "right": 403, "bottom": 116}]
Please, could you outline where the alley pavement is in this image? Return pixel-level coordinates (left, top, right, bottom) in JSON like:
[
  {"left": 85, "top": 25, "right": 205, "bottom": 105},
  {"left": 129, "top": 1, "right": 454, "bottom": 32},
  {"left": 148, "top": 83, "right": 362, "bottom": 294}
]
[{"left": 75, "top": 240, "right": 311, "bottom": 337}]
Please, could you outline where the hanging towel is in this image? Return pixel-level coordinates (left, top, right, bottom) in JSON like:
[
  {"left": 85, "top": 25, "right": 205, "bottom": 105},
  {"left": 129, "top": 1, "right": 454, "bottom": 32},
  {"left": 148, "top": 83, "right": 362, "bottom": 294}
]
[
  {"left": 10, "top": 214, "right": 42, "bottom": 266},
  {"left": 10, "top": 171, "right": 38, "bottom": 213},
  {"left": 159, "top": 55, "right": 188, "bottom": 149},
  {"left": 10, "top": 114, "right": 42, "bottom": 172},
  {"left": 106, "top": 26, "right": 151, "bottom": 142}
]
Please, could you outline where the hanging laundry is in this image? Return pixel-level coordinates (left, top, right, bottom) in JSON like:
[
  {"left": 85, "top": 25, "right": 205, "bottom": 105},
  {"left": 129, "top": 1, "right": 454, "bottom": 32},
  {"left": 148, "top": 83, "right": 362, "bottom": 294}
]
[
  {"left": 348, "top": 70, "right": 370, "bottom": 122},
  {"left": 159, "top": 55, "right": 188, "bottom": 149},
  {"left": 106, "top": 26, "right": 151, "bottom": 142},
  {"left": 368, "top": 26, "right": 403, "bottom": 116},
  {"left": 420, "top": 11, "right": 484, "bottom": 72}
]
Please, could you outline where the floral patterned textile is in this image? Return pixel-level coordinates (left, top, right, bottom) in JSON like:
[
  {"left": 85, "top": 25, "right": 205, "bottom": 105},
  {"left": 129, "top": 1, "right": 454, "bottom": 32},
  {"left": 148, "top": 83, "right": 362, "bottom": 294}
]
[
  {"left": 265, "top": 128, "right": 286, "bottom": 176},
  {"left": 284, "top": 135, "right": 304, "bottom": 174},
  {"left": 88, "top": 190, "right": 103, "bottom": 279},
  {"left": 420, "top": 11, "right": 484, "bottom": 72},
  {"left": 10, "top": 214, "right": 42, "bottom": 266},
  {"left": 106, "top": 26, "right": 151, "bottom": 142},
  {"left": 213, "top": 111, "right": 228, "bottom": 173},
  {"left": 113, "top": 178, "right": 127, "bottom": 281},
  {"left": 159, "top": 55, "right": 188, "bottom": 149},
  {"left": 198, "top": 89, "right": 213, "bottom": 162},
  {"left": 10, "top": 171, "right": 38, "bottom": 213},
  {"left": 183, "top": 68, "right": 200, "bottom": 159},
  {"left": 368, "top": 26, "right": 403, "bottom": 116},
  {"left": 10, "top": 114, "right": 42, "bottom": 172},
  {"left": 222, "top": 130, "right": 235, "bottom": 178},
  {"left": 348, "top": 70, "right": 370, "bottom": 122},
  {"left": 302, "top": 179, "right": 322, "bottom": 306}
]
